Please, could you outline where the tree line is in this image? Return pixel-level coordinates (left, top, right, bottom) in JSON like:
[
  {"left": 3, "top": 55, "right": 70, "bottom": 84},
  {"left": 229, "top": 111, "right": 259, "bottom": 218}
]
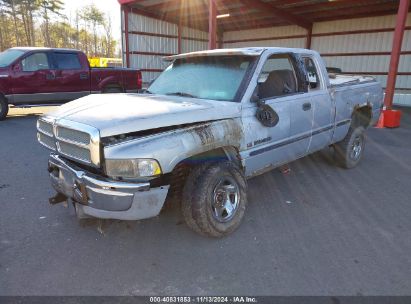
[{"left": 0, "top": 0, "right": 119, "bottom": 57}]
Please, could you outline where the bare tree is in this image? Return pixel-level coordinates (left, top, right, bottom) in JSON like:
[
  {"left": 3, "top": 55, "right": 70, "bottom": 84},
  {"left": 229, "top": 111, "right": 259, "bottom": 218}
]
[
  {"left": 81, "top": 4, "right": 104, "bottom": 56},
  {"left": 3, "top": 0, "right": 21, "bottom": 45},
  {"left": 0, "top": 0, "right": 119, "bottom": 57},
  {"left": 103, "top": 14, "right": 113, "bottom": 57},
  {"left": 38, "top": 0, "right": 63, "bottom": 47}
]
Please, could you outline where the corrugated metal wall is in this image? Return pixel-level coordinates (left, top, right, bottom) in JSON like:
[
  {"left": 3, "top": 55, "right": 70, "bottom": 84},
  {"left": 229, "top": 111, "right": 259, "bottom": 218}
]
[
  {"left": 181, "top": 27, "right": 208, "bottom": 53},
  {"left": 223, "top": 25, "right": 306, "bottom": 48},
  {"left": 123, "top": 12, "right": 208, "bottom": 83},
  {"left": 223, "top": 13, "right": 411, "bottom": 106},
  {"left": 122, "top": 10, "right": 410, "bottom": 106}
]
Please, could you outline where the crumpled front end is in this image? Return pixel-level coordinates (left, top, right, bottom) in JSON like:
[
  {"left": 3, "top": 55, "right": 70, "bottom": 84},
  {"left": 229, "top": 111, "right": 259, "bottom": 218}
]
[{"left": 48, "top": 154, "right": 169, "bottom": 221}]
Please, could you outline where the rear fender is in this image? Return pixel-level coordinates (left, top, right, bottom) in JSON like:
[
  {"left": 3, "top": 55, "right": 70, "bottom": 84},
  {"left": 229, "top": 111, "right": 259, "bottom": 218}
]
[{"left": 97, "top": 75, "right": 122, "bottom": 91}]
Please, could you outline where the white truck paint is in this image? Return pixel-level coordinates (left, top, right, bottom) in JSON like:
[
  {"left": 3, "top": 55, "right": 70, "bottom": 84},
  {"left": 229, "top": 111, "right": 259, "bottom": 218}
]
[{"left": 37, "top": 47, "right": 383, "bottom": 237}]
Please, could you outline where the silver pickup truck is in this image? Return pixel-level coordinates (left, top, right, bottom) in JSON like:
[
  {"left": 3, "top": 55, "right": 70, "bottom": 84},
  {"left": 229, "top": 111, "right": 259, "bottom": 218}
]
[{"left": 37, "top": 47, "right": 383, "bottom": 237}]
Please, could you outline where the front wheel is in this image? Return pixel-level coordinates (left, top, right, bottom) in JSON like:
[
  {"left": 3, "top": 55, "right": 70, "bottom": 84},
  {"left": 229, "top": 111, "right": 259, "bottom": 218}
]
[
  {"left": 182, "top": 161, "right": 247, "bottom": 238},
  {"left": 0, "top": 95, "right": 9, "bottom": 121},
  {"left": 334, "top": 126, "right": 366, "bottom": 169}
]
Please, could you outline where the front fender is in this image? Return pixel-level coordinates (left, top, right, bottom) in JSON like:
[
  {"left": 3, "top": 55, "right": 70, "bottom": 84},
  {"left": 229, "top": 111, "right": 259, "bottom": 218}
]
[{"left": 103, "top": 119, "right": 243, "bottom": 174}]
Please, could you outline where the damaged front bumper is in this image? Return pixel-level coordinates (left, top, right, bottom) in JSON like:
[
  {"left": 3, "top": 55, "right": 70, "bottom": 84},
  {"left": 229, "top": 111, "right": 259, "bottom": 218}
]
[{"left": 48, "top": 154, "right": 169, "bottom": 220}]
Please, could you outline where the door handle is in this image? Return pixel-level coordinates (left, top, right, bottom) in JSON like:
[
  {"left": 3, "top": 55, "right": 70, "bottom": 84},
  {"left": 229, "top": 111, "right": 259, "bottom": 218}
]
[
  {"left": 302, "top": 102, "right": 311, "bottom": 111},
  {"left": 80, "top": 73, "right": 89, "bottom": 80}
]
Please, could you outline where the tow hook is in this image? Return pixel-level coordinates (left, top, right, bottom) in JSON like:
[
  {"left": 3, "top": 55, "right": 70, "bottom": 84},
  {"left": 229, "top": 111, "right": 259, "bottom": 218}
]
[{"left": 49, "top": 192, "right": 68, "bottom": 205}]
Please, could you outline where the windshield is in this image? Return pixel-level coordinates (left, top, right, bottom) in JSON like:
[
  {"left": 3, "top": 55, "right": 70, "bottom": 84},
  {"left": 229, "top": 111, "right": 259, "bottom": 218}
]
[
  {"left": 148, "top": 56, "right": 255, "bottom": 102},
  {"left": 0, "top": 49, "right": 25, "bottom": 68}
]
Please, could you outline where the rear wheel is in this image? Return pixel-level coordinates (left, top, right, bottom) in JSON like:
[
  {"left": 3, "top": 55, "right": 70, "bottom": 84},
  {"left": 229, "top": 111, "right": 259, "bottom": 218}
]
[
  {"left": 334, "top": 126, "right": 366, "bottom": 169},
  {"left": 0, "top": 95, "right": 8, "bottom": 121}
]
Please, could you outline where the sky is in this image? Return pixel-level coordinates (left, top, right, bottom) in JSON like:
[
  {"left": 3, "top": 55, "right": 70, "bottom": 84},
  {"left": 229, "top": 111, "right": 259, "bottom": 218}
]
[{"left": 62, "top": 0, "right": 122, "bottom": 40}]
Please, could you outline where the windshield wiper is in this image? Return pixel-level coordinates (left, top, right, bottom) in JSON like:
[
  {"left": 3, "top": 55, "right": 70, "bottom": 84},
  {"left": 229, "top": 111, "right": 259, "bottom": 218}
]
[{"left": 166, "top": 92, "right": 198, "bottom": 98}]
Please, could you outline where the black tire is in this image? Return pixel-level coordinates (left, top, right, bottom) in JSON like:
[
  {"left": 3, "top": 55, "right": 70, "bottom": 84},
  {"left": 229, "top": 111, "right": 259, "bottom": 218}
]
[
  {"left": 183, "top": 161, "right": 247, "bottom": 238},
  {"left": 181, "top": 163, "right": 214, "bottom": 236},
  {"left": 103, "top": 86, "right": 123, "bottom": 93},
  {"left": 334, "top": 126, "right": 366, "bottom": 169},
  {"left": 0, "top": 95, "right": 9, "bottom": 121}
]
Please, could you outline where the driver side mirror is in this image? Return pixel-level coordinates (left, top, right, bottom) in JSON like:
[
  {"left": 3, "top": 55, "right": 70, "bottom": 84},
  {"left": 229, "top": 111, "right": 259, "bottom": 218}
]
[{"left": 12, "top": 64, "right": 21, "bottom": 73}]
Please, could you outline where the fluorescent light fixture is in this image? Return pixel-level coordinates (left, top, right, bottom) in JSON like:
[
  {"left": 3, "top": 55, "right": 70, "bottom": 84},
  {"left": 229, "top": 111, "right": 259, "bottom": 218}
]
[{"left": 216, "top": 13, "right": 230, "bottom": 19}]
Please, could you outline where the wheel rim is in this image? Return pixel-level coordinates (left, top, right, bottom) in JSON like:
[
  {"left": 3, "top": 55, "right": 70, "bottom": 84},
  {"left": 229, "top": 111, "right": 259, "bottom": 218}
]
[
  {"left": 350, "top": 135, "right": 363, "bottom": 160},
  {"left": 211, "top": 176, "right": 240, "bottom": 223}
]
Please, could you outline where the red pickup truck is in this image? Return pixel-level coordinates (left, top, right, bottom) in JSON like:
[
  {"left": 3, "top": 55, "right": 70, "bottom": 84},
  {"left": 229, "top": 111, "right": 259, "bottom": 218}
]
[{"left": 0, "top": 47, "right": 142, "bottom": 120}]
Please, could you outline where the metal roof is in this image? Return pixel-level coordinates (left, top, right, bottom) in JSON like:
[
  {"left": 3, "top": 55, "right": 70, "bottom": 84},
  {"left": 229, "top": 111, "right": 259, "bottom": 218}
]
[{"left": 118, "top": 0, "right": 407, "bottom": 32}]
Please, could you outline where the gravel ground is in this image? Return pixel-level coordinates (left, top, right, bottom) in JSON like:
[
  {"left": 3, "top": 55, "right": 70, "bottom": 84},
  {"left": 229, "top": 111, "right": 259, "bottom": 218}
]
[{"left": 1, "top": 106, "right": 411, "bottom": 296}]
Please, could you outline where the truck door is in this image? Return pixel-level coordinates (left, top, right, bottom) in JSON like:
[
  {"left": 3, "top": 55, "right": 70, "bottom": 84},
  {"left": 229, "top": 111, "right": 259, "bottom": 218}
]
[
  {"left": 11, "top": 51, "right": 54, "bottom": 104},
  {"left": 242, "top": 53, "right": 313, "bottom": 176},
  {"left": 303, "top": 56, "right": 334, "bottom": 152},
  {"left": 48, "top": 51, "right": 90, "bottom": 102}
]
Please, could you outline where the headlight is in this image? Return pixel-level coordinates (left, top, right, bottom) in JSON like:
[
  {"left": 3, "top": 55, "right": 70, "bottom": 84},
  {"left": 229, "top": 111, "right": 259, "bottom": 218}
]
[{"left": 105, "top": 159, "right": 162, "bottom": 178}]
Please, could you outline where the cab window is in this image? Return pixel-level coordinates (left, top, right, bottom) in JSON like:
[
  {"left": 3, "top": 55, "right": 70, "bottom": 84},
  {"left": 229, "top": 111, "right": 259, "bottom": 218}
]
[
  {"left": 21, "top": 52, "right": 50, "bottom": 72},
  {"left": 304, "top": 57, "right": 321, "bottom": 90},
  {"left": 53, "top": 52, "right": 82, "bottom": 70},
  {"left": 258, "top": 54, "right": 298, "bottom": 100}
]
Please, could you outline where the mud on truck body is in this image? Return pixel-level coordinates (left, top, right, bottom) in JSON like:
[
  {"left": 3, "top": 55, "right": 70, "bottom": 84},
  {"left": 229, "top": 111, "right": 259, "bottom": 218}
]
[{"left": 37, "top": 47, "right": 383, "bottom": 237}]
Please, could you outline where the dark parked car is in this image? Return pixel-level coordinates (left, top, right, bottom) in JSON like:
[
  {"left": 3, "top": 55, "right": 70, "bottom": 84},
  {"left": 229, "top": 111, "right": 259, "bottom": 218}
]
[{"left": 0, "top": 47, "right": 142, "bottom": 120}]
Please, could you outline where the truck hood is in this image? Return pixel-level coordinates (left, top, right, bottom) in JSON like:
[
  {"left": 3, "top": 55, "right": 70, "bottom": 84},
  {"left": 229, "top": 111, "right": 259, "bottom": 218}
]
[{"left": 48, "top": 93, "right": 242, "bottom": 137}]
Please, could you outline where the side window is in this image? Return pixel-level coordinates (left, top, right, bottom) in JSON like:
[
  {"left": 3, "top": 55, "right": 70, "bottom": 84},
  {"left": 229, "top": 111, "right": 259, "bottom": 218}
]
[
  {"left": 258, "top": 54, "right": 298, "bottom": 100},
  {"left": 304, "top": 57, "right": 320, "bottom": 90},
  {"left": 53, "top": 53, "right": 82, "bottom": 70},
  {"left": 21, "top": 53, "right": 50, "bottom": 72}
]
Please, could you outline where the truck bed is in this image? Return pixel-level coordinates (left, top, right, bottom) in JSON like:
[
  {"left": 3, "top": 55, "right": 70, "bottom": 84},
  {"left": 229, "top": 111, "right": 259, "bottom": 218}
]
[{"left": 329, "top": 74, "right": 376, "bottom": 87}]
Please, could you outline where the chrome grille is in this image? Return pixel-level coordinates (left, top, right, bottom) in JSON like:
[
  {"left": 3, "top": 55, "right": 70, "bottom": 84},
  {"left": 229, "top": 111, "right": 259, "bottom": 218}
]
[
  {"left": 37, "top": 119, "right": 54, "bottom": 136},
  {"left": 57, "top": 142, "right": 91, "bottom": 163},
  {"left": 36, "top": 118, "right": 100, "bottom": 167},
  {"left": 37, "top": 133, "right": 56, "bottom": 151},
  {"left": 56, "top": 126, "right": 90, "bottom": 145}
]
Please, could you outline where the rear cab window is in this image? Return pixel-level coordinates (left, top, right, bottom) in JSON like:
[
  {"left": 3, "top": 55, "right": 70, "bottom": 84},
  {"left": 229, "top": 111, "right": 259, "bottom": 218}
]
[{"left": 53, "top": 52, "right": 82, "bottom": 70}]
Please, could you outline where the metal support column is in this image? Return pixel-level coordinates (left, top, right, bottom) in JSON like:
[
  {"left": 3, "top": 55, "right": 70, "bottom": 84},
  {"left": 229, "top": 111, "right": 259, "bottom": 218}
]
[
  {"left": 208, "top": 0, "right": 217, "bottom": 50},
  {"left": 384, "top": 0, "right": 410, "bottom": 108},
  {"left": 123, "top": 6, "right": 130, "bottom": 68},
  {"left": 306, "top": 25, "right": 313, "bottom": 49},
  {"left": 177, "top": 20, "right": 182, "bottom": 54}
]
